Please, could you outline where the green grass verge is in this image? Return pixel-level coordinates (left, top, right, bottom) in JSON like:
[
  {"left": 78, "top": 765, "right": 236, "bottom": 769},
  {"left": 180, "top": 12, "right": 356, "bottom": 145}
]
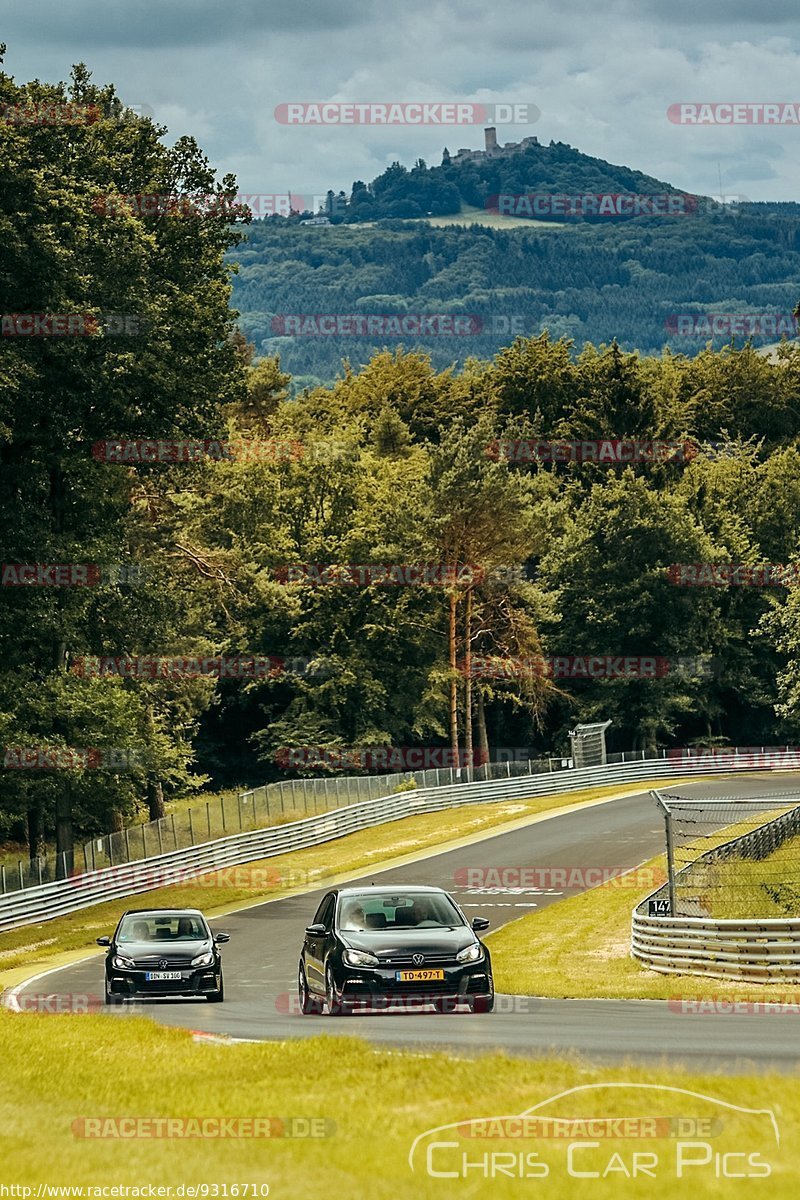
[
  {"left": 0, "top": 1011, "right": 795, "bottom": 1195},
  {"left": 487, "top": 847, "right": 800, "bottom": 1002},
  {"left": 0, "top": 782, "right": 661, "bottom": 980},
  {"left": 695, "top": 830, "right": 800, "bottom": 920}
]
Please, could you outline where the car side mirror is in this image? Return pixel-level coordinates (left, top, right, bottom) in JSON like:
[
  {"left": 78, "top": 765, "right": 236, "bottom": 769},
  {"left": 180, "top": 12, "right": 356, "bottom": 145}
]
[
  {"left": 472, "top": 917, "right": 490, "bottom": 931},
  {"left": 305, "top": 923, "right": 327, "bottom": 936},
  {"left": 214, "top": 932, "right": 231, "bottom": 943},
  {"left": 96, "top": 936, "right": 111, "bottom": 946}
]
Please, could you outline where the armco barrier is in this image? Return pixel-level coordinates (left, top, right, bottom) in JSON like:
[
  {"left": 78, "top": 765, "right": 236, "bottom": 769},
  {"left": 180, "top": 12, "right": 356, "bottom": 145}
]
[
  {"left": 633, "top": 796, "right": 800, "bottom": 982},
  {"left": 0, "top": 753, "right": 792, "bottom": 934}
]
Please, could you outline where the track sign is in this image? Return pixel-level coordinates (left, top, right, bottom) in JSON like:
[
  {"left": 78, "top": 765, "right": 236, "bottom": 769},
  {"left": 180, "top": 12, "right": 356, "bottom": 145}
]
[{"left": 648, "top": 898, "right": 670, "bottom": 916}]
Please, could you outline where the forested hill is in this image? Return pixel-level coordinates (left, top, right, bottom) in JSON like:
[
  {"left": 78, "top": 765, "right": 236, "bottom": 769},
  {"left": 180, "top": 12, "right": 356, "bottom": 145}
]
[{"left": 312, "top": 138, "right": 686, "bottom": 223}]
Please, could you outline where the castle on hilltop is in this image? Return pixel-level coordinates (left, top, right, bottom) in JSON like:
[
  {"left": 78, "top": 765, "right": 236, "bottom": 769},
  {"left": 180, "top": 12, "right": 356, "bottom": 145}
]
[{"left": 443, "top": 126, "right": 540, "bottom": 165}]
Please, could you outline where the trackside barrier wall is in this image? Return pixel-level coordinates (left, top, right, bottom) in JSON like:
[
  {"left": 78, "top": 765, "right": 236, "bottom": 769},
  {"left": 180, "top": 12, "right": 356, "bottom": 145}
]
[
  {"left": 0, "top": 752, "right": 790, "bottom": 933},
  {"left": 633, "top": 798, "right": 800, "bottom": 982}
]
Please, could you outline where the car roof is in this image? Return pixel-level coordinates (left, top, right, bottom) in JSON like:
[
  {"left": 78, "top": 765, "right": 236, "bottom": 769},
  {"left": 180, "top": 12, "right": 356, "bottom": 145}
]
[
  {"left": 121, "top": 908, "right": 205, "bottom": 917},
  {"left": 336, "top": 885, "right": 448, "bottom": 897}
]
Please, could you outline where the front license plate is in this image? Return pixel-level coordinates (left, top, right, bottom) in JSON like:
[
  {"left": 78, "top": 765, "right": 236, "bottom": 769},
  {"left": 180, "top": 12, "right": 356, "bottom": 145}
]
[
  {"left": 145, "top": 971, "right": 182, "bottom": 981},
  {"left": 395, "top": 969, "right": 445, "bottom": 982}
]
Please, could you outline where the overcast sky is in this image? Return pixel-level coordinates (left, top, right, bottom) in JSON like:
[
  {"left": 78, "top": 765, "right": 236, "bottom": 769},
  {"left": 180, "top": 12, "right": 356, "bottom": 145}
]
[{"left": 3, "top": 0, "right": 800, "bottom": 202}]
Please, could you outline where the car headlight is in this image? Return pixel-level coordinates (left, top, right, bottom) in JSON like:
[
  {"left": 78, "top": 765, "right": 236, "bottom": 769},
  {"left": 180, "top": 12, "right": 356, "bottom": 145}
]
[
  {"left": 191, "top": 951, "right": 215, "bottom": 967},
  {"left": 113, "top": 954, "right": 135, "bottom": 969},
  {"left": 457, "top": 942, "right": 483, "bottom": 964},
  {"left": 343, "top": 948, "right": 380, "bottom": 968}
]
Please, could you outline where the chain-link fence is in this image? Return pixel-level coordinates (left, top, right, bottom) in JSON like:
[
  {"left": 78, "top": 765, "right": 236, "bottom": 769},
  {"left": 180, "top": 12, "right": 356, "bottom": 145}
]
[
  {"left": 0, "top": 754, "right": 572, "bottom": 894},
  {"left": 655, "top": 790, "right": 800, "bottom": 918}
]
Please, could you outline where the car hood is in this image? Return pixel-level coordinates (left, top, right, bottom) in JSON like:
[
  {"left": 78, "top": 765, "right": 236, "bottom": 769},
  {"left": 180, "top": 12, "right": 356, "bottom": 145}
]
[
  {"left": 340, "top": 928, "right": 477, "bottom": 957},
  {"left": 115, "top": 939, "right": 210, "bottom": 958}
]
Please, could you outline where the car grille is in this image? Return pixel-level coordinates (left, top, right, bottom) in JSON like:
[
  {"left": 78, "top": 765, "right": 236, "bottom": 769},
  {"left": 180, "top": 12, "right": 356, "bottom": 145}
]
[
  {"left": 130, "top": 955, "right": 194, "bottom": 969},
  {"left": 376, "top": 953, "right": 458, "bottom": 966}
]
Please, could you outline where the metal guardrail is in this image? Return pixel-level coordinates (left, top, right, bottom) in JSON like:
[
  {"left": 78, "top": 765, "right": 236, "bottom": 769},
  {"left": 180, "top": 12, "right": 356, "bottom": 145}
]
[
  {"left": 0, "top": 751, "right": 786, "bottom": 934},
  {"left": 633, "top": 795, "right": 800, "bottom": 982},
  {"left": 0, "top": 757, "right": 568, "bottom": 893}
]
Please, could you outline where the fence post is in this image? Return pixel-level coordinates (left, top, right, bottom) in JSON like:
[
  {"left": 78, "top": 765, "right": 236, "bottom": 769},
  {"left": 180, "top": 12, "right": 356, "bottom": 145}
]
[
  {"left": 108, "top": 834, "right": 114, "bottom": 867},
  {"left": 84, "top": 843, "right": 90, "bottom": 874},
  {"left": 18, "top": 861, "right": 24, "bottom": 890},
  {"left": 157, "top": 820, "right": 164, "bottom": 855},
  {"left": 237, "top": 793, "right": 243, "bottom": 831},
  {"left": 0, "top": 864, "right": 5, "bottom": 894},
  {"left": 37, "top": 857, "right": 43, "bottom": 886},
  {"left": 654, "top": 790, "right": 677, "bottom": 916},
  {"left": 221, "top": 795, "right": 226, "bottom": 834},
  {"left": 141, "top": 824, "right": 147, "bottom": 860},
  {"left": 188, "top": 808, "right": 195, "bottom": 845},
  {"left": 207, "top": 801, "right": 211, "bottom": 838},
  {"left": 124, "top": 828, "right": 131, "bottom": 862},
  {"left": 171, "top": 813, "right": 177, "bottom": 850}
]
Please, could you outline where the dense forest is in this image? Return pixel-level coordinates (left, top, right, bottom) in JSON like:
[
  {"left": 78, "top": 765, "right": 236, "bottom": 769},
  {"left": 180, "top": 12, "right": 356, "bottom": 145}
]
[{"left": 5, "top": 53, "right": 800, "bottom": 872}]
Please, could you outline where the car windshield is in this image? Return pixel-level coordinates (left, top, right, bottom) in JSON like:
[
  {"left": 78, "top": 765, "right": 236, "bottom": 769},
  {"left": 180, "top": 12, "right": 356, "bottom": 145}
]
[
  {"left": 338, "top": 893, "right": 464, "bottom": 931},
  {"left": 117, "top": 914, "right": 207, "bottom": 943}
]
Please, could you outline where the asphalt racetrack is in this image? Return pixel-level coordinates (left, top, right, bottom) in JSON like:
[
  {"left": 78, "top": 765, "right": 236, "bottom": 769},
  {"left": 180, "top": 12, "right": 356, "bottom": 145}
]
[{"left": 13, "top": 776, "right": 800, "bottom": 1072}]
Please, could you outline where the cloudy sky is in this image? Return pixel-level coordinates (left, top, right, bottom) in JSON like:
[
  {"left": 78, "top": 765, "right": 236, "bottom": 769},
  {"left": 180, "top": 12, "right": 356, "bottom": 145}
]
[{"left": 3, "top": 0, "right": 800, "bottom": 202}]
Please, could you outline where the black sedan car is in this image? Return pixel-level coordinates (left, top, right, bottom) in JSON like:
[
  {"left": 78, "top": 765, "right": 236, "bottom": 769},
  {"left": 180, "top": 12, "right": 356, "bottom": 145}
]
[
  {"left": 298, "top": 885, "right": 493, "bottom": 1015},
  {"left": 97, "top": 908, "right": 230, "bottom": 1003}
]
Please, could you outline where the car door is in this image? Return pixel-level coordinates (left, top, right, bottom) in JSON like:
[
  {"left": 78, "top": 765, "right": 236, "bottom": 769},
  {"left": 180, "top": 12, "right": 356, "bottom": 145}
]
[{"left": 305, "top": 893, "right": 335, "bottom": 994}]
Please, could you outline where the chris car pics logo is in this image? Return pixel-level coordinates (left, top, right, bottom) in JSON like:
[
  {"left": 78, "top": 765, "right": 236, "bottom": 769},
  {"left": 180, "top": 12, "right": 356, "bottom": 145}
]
[{"left": 409, "top": 1083, "right": 779, "bottom": 1180}]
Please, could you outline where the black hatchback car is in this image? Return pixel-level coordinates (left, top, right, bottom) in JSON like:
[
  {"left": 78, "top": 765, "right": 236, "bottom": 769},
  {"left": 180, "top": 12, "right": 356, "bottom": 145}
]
[
  {"left": 97, "top": 908, "right": 230, "bottom": 1003},
  {"left": 298, "top": 885, "right": 493, "bottom": 1015}
]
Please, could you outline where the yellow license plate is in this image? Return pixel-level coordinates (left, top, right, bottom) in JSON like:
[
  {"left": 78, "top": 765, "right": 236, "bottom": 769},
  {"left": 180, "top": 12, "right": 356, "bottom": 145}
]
[{"left": 395, "top": 969, "right": 445, "bottom": 982}]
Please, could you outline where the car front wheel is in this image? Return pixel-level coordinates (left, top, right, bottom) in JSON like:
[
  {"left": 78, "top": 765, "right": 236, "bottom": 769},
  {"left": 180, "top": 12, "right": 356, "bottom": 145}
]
[
  {"left": 469, "top": 993, "right": 494, "bottom": 1013},
  {"left": 207, "top": 973, "right": 224, "bottom": 1002}
]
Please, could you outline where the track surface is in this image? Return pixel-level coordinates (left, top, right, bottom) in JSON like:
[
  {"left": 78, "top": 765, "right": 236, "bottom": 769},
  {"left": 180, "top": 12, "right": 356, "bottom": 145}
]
[{"left": 14, "top": 777, "right": 800, "bottom": 1072}]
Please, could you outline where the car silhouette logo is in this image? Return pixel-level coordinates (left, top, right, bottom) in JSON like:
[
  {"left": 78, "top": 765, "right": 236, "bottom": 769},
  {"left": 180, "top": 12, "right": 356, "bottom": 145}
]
[
  {"left": 412, "top": 953, "right": 424, "bottom": 966},
  {"left": 159, "top": 959, "right": 168, "bottom": 969}
]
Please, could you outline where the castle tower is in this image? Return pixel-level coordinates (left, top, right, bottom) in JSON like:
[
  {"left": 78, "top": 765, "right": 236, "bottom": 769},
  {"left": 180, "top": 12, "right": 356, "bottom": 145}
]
[{"left": 485, "top": 126, "right": 498, "bottom": 152}]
